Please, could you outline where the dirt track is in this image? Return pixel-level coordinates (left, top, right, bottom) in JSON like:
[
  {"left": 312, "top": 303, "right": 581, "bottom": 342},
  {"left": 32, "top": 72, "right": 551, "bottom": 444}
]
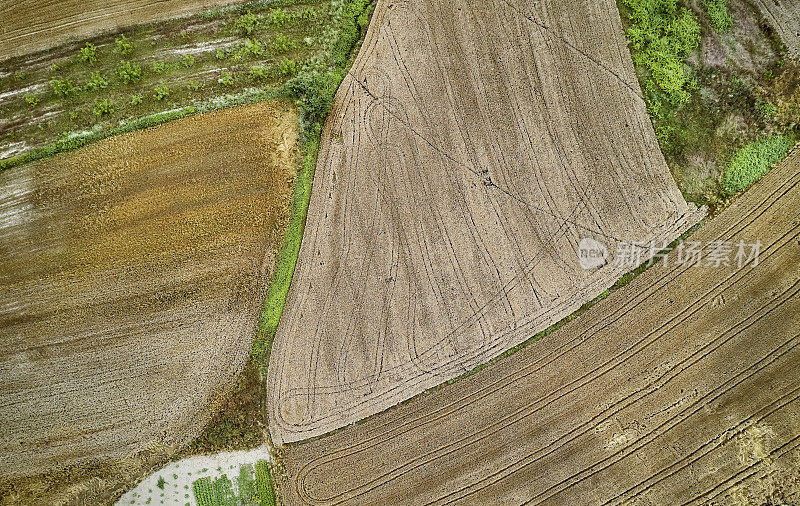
[
  {"left": 267, "top": 0, "right": 704, "bottom": 445},
  {"left": 277, "top": 146, "right": 800, "bottom": 505},
  {"left": 0, "top": 103, "right": 296, "bottom": 494},
  {"left": 0, "top": 0, "right": 241, "bottom": 60},
  {"left": 751, "top": 0, "right": 800, "bottom": 58}
]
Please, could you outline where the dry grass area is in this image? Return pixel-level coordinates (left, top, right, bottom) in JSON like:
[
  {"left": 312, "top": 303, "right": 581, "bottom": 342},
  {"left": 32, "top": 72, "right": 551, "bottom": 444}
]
[
  {"left": 266, "top": 0, "right": 704, "bottom": 445},
  {"left": 0, "top": 0, "right": 242, "bottom": 60},
  {"left": 0, "top": 102, "right": 297, "bottom": 504},
  {"left": 751, "top": 0, "right": 800, "bottom": 58},
  {"left": 276, "top": 147, "right": 800, "bottom": 505}
]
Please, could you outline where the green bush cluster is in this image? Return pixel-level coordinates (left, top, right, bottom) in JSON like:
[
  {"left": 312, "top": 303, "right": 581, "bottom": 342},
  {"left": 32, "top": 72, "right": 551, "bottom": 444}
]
[
  {"left": 622, "top": 0, "right": 701, "bottom": 118},
  {"left": 154, "top": 82, "right": 170, "bottom": 100},
  {"left": 92, "top": 98, "right": 114, "bottom": 116},
  {"left": 235, "top": 11, "right": 258, "bottom": 34},
  {"left": 84, "top": 71, "right": 108, "bottom": 91},
  {"left": 272, "top": 34, "right": 294, "bottom": 53},
  {"left": 50, "top": 77, "right": 76, "bottom": 96},
  {"left": 80, "top": 43, "right": 98, "bottom": 64},
  {"left": 115, "top": 34, "right": 134, "bottom": 55},
  {"left": 181, "top": 54, "right": 196, "bottom": 68},
  {"left": 721, "top": 136, "right": 793, "bottom": 196},
  {"left": 24, "top": 94, "right": 40, "bottom": 106},
  {"left": 704, "top": 0, "right": 732, "bottom": 33},
  {"left": 232, "top": 38, "right": 265, "bottom": 60},
  {"left": 151, "top": 61, "right": 167, "bottom": 74},
  {"left": 117, "top": 60, "right": 143, "bottom": 83},
  {"left": 219, "top": 70, "right": 235, "bottom": 86}
]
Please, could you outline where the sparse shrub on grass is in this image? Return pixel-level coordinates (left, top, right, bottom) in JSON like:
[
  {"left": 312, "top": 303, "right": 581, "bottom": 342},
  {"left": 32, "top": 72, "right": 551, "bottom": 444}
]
[
  {"left": 117, "top": 60, "right": 143, "bottom": 83},
  {"left": 269, "top": 8, "right": 293, "bottom": 27},
  {"left": 232, "top": 38, "right": 265, "bottom": 60},
  {"left": 187, "top": 80, "right": 200, "bottom": 91},
  {"left": 151, "top": 61, "right": 167, "bottom": 74},
  {"left": 273, "top": 34, "right": 294, "bottom": 53},
  {"left": 273, "top": 57, "right": 297, "bottom": 78},
  {"left": 622, "top": 0, "right": 701, "bottom": 116},
  {"left": 84, "top": 71, "right": 108, "bottom": 91},
  {"left": 704, "top": 0, "right": 732, "bottom": 33},
  {"left": 756, "top": 99, "right": 777, "bottom": 118},
  {"left": 50, "top": 77, "right": 76, "bottom": 96},
  {"left": 721, "top": 136, "right": 793, "bottom": 196},
  {"left": 80, "top": 43, "right": 98, "bottom": 64},
  {"left": 115, "top": 34, "right": 134, "bottom": 55},
  {"left": 24, "top": 93, "right": 40, "bottom": 107},
  {"left": 92, "top": 98, "right": 114, "bottom": 116},
  {"left": 218, "top": 70, "right": 235, "bottom": 86},
  {"left": 235, "top": 11, "right": 258, "bottom": 35},
  {"left": 215, "top": 47, "right": 229, "bottom": 60},
  {"left": 153, "top": 82, "right": 170, "bottom": 100},
  {"left": 130, "top": 93, "right": 143, "bottom": 105},
  {"left": 181, "top": 54, "right": 196, "bottom": 68},
  {"left": 249, "top": 65, "right": 269, "bottom": 80},
  {"left": 14, "top": 70, "right": 27, "bottom": 80},
  {"left": 301, "top": 7, "right": 317, "bottom": 21}
]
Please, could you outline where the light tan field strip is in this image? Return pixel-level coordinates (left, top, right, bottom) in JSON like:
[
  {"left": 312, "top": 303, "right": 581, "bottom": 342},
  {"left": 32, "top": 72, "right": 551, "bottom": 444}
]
[
  {"left": 278, "top": 148, "right": 800, "bottom": 505},
  {"left": 0, "top": 103, "right": 297, "bottom": 486},
  {"left": 0, "top": 0, "right": 241, "bottom": 60},
  {"left": 267, "top": 0, "right": 703, "bottom": 445}
]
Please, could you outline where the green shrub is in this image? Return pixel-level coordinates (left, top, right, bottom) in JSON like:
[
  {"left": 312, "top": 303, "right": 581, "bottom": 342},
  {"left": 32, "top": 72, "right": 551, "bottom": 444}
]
[
  {"left": 622, "top": 0, "right": 701, "bottom": 114},
  {"left": 187, "top": 80, "right": 200, "bottom": 91},
  {"left": 50, "top": 77, "right": 76, "bottom": 96},
  {"left": 14, "top": 70, "right": 27, "bottom": 80},
  {"left": 757, "top": 99, "right": 777, "bottom": 118},
  {"left": 181, "top": 54, "right": 196, "bottom": 67},
  {"left": 233, "top": 38, "right": 265, "bottom": 60},
  {"left": 704, "top": 0, "right": 732, "bottom": 33},
  {"left": 273, "top": 57, "right": 297, "bottom": 78},
  {"left": 249, "top": 65, "right": 269, "bottom": 80},
  {"left": 218, "top": 70, "right": 234, "bottom": 86},
  {"left": 721, "top": 136, "right": 793, "bottom": 196},
  {"left": 84, "top": 71, "right": 108, "bottom": 91},
  {"left": 192, "top": 477, "right": 213, "bottom": 506},
  {"left": 130, "top": 93, "right": 143, "bottom": 105},
  {"left": 154, "top": 82, "right": 170, "bottom": 100},
  {"left": 115, "top": 34, "right": 134, "bottom": 55},
  {"left": 80, "top": 43, "right": 98, "bottom": 64},
  {"left": 24, "top": 93, "right": 40, "bottom": 106},
  {"left": 273, "top": 34, "right": 294, "bottom": 53},
  {"left": 235, "top": 11, "right": 258, "bottom": 34},
  {"left": 152, "top": 61, "right": 167, "bottom": 74},
  {"left": 269, "top": 8, "right": 293, "bottom": 27},
  {"left": 117, "top": 60, "right": 143, "bottom": 83},
  {"left": 215, "top": 47, "right": 229, "bottom": 60},
  {"left": 157, "top": 476, "right": 165, "bottom": 490},
  {"left": 301, "top": 7, "right": 317, "bottom": 21},
  {"left": 92, "top": 98, "right": 114, "bottom": 116}
]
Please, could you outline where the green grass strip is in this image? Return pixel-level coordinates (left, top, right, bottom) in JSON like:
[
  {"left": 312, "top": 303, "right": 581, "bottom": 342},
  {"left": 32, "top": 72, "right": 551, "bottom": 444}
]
[
  {"left": 192, "top": 476, "right": 214, "bottom": 506},
  {"left": 721, "top": 135, "right": 795, "bottom": 196},
  {"left": 254, "top": 460, "right": 277, "bottom": 506}
]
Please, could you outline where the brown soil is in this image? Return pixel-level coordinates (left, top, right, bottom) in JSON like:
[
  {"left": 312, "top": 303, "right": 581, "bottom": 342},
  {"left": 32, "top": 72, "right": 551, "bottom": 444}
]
[
  {"left": 266, "top": 0, "right": 704, "bottom": 445},
  {"left": 749, "top": 0, "right": 800, "bottom": 58},
  {"left": 0, "top": 0, "right": 243, "bottom": 61},
  {"left": 0, "top": 101, "right": 298, "bottom": 504},
  {"left": 277, "top": 147, "right": 800, "bottom": 505}
]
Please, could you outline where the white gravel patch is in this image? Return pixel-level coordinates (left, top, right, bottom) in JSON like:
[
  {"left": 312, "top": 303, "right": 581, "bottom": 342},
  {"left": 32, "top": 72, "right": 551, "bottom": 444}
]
[{"left": 116, "top": 446, "right": 273, "bottom": 506}]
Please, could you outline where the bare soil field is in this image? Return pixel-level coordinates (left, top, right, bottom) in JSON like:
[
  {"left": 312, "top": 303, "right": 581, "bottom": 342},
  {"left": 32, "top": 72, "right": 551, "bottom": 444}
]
[
  {"left": 267, "top": 0, "right": 705, "bottom": 445},
  {"left": 0, "top": 102, "right": 297, "bottom": 503},
  {"left": 0, "top": 0, "right": 243, "bottom": 60},
  {"left": 277, "top": 146, "right": 800, "bottom": 505},
  {"left": 750, "top": 0, "right": 800, "bottom": 58}
]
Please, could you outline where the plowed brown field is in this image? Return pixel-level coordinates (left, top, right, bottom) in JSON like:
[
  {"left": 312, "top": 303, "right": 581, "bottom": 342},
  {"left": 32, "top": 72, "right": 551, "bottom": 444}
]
[
  {"left": 752, "top": 0, "right": 800, "bottom": 58},
  {"left": 267, "top": 0, "right": 704, "bottom": 445},
  {"left": 0, "top": 0, "right": 241, "bottom": 60},
  {"left": 0, "top": 102, "right": 297, "bottom": 498},
  {"left": 278, "top": 146, "right": 800, "bottom": 505}
]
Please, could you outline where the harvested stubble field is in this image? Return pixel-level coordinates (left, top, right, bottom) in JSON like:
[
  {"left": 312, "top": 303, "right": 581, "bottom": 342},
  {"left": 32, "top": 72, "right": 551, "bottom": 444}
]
[
  {"left": 278, "top": 146, "right": 800, "bottom": 505},
  {"left": 267, "top": 0, "right": 705, "bottom": 445},
  {"left": 750, "top": 0, "right": 800, "bottom": 58},
  {"left": 0, "top": 0, "right": 242, "bottom": 60},
  {"left": 0, "top": 102, "right": 297, "bottom": 503}
]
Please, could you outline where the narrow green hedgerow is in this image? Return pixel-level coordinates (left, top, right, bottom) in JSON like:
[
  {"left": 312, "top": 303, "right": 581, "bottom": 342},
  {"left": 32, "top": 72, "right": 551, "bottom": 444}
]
[
  {"left": 255, "top": 461, "right": 276, "bottom": 506},
  {"left": 704, "top": 0, "right": 732, "bottom": 33},
  {"left": 721, "top": 136, "right": 794, "bottom": 196}
]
